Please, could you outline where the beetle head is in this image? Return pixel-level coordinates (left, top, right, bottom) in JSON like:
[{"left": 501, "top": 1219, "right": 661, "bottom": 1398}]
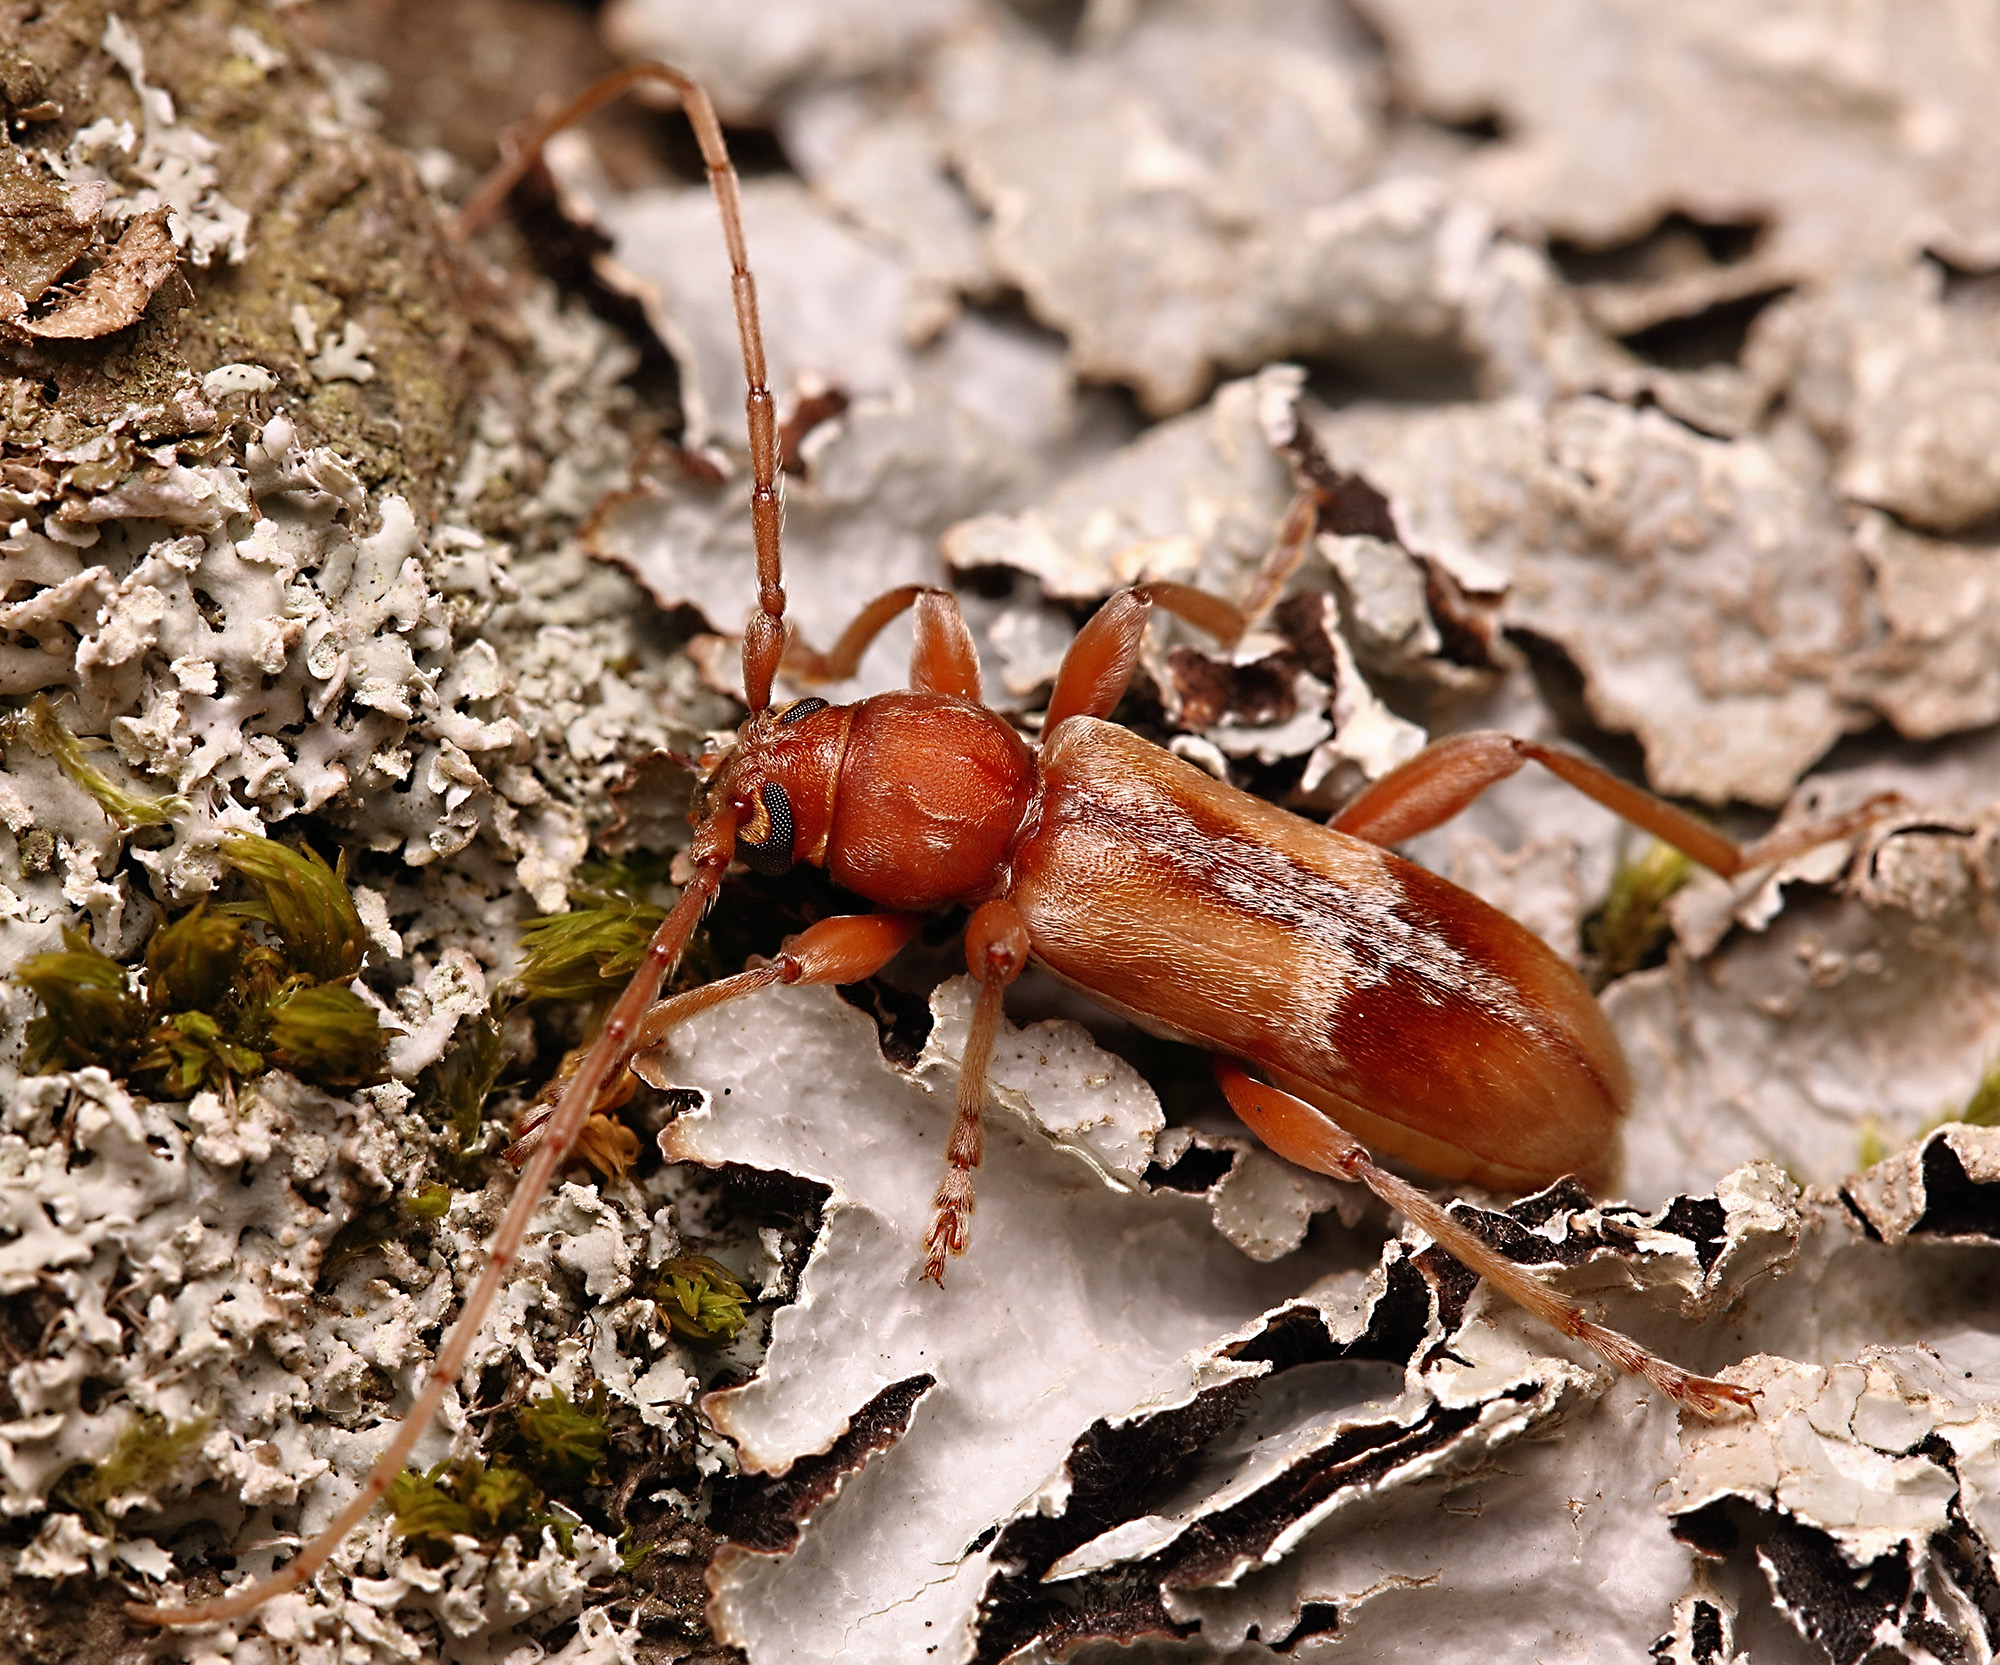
[{"left": 691, "top": 696, "right": 837, "bottom": 876}]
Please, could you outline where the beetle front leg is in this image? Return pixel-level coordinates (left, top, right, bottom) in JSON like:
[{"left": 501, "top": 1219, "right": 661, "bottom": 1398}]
[
  {"left": 1212, "top": 1061, "right": 1756, "bottom": 1415},
  {"left": 778, "top": 585, "right": 982, "bottom": 700},
  {"left": 924, "top": 898, "right": 1031, "bottom": 1283},
  {"left": 506, "top": 910, "right": 926, "bottom": 1165},
  {"left": 631, "top": 910, "right": 925, "bottom": 1075}
]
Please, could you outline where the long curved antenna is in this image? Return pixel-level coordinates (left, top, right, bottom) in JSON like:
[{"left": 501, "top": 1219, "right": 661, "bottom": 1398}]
[
  {"left": 136, "top": 63, "right": 778, "bottom": 1631},
  {"left": 128, "top": 808, "right": 738, "bottom": 1627},
  {"left": 455, "top": 63, "right": 787, "bottom": 715}
]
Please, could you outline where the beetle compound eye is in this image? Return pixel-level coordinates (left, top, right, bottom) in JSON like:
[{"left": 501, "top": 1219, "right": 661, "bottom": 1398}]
[
  {"left": 777, "top": 697, "right": 829, "bottom": 726},
  {"left": 737, "top": 781, "right": 796, "bottom": 875}
]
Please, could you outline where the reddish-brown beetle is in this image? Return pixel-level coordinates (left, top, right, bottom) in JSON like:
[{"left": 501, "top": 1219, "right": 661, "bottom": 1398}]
[{"left": 133, "top": 63, "right": 1882, "bottom": 1628}]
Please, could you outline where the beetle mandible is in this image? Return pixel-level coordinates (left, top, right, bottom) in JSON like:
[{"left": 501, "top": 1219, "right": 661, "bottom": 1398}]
[{"left": 135, "top": 61, "right": 1893, "bottom": 1629}]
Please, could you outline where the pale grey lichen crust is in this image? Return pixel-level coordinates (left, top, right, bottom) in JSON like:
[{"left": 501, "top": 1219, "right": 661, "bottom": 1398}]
[{"left": 7, "top": 2, "right": 2000, "bottom": 1662}]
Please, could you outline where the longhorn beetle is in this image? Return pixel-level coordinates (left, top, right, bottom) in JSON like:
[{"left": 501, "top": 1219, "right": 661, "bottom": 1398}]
[{"left": 132, "top": 62, "right": 1885, "bottom": 1628}]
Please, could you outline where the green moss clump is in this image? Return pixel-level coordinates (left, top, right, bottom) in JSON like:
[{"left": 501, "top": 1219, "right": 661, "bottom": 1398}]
[
  {"left": 265, "top": 982, "right": 387, "bottom": 1087},
  {"left": 144, "top": 903, "right": 247, "bottom": 1012},
  {"left": 406, "top": 1182, "right": 453, "bottom": 1220},
  {"left": 512, "top": 861, "right": 670, "bottom": 1004},
  {"left": 653, "top": 1255, "right": 750, "bottom": 1346},
  {"left": 386, "top": 1458, "right": 554, "bottom": 1564},
  {"left": 9, "top": 835, "right": 388, "bottom": 1098},
  {"left": 386, "top": 1384, "right": 617, "bottom": 1562},
  {"left": 1583, "top": 839, "right": 1694, "bottom": 989},
  {"left": 217, "top": 832, "right": 369, "bottom": 984},
  {"left": 54, "top": 1412, "right": 210, "bottom": 1532},
  {"left": 414, "top": 857, "right": 682, "bottom": 1160},
  {"left": 515, "top": 1384, "right": 611, "bottom": 1486},
  {"left": 132, "top": 1007, "right": 266, "bottom": 1096},
  {"left": 418, "top": 1008, "right": 511, "bottom": 1154},
  {"left": 15, "top": 928, "right": 149, "bottom": 1073}
]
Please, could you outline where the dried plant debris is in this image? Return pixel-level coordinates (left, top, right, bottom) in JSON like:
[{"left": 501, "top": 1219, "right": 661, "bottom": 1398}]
[
  {"left": 5, "top": 204, "right": 179, "bottom": 343},
  {"left": 0, "top": 155, "right": 105, "bottom": 317}
]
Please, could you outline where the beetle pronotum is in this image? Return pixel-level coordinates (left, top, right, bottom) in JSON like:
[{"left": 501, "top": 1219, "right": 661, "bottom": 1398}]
[{"left": 132, "top": 62, "right": 1889, "bottom": 1629}]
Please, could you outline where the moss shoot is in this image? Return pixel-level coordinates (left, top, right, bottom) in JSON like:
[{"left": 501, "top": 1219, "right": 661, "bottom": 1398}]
[
  {"left": 53, "top": 1412, "right": 211, "bottom": 1534},
  {"left": 11, "top": 834, "right": 389, "bottom": 1097},
  {"left": 387, "top": 1384, "right": 615, "bottom": 1561},
  {"left": 416, "top": 856, "right": 684, "bottom": 1170},
  {"left": 1, "top": 694, "right": 183, "bottom": 827},
  {"left": 1583, "top": 839, "right": 1694, "bottom": 989},
  {"left": 653, "top": 1255, "right": 749, "bottom": 1347}
]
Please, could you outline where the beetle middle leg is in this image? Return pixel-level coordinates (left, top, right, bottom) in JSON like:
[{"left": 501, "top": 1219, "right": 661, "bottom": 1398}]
[{"left": 924, "top": 897, "right": 1031, "bottom": 1283}]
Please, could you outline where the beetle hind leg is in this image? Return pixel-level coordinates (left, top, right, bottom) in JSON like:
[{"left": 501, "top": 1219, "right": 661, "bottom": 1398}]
[{"left": 1213, "top": 1060, "right": 1756, "bottom": 1416}]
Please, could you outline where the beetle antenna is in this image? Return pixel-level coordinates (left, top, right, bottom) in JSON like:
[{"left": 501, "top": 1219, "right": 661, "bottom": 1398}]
[
  {"left": 456, "top": 63, "right": 786, "bottom": 715},
  {"left": 127, "top": 806, "right": 740, "bottom": 1628},
  {"left": 132, "top": 73, "right": 772, "bottom": 1625}
]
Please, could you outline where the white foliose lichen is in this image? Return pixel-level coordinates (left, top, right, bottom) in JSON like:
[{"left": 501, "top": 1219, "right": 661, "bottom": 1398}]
[
  {"left": 53, "top": 17, "right": 252, "bottom": 268},
  {"left": 10, "top": 2, "right": 2000, "bottom": 1661}
]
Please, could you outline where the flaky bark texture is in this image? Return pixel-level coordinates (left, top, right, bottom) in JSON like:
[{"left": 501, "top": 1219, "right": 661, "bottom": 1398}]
[{"left": 4, "top": 4, "right": 2000, "bottom": 1664}]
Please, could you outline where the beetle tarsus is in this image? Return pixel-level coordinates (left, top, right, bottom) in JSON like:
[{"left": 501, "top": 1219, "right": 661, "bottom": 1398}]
[{"left": 924, "top": 1169, "right": 977, "bottom": 1285}]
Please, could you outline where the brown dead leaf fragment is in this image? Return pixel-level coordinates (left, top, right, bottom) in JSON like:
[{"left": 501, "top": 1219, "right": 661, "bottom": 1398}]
[
  {"left": 19, "top": 209, "right": 179, "bottom": 341},
  {"left": 0, "top": 160, "right": 100, "bottom": 311}
]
